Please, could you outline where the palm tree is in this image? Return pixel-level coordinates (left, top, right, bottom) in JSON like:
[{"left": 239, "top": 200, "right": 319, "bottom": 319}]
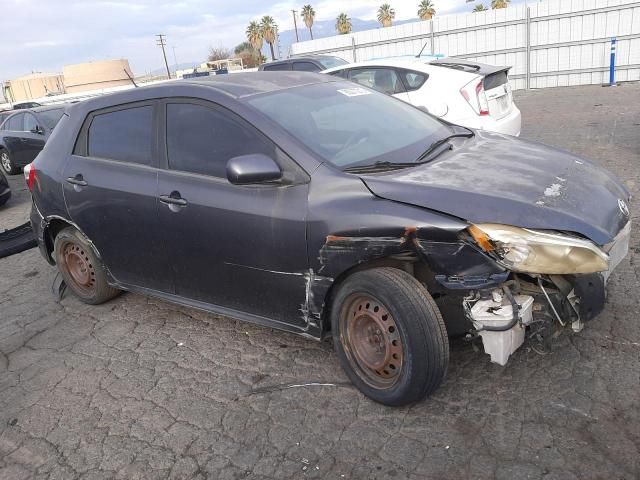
[
  {"left": 491, "top": 0, "right": 510, "bottom": 9},
  {"left": 336, "top": 13, "right": 352, "bottom": 34},
  {"left": 246, "top": 21, "right": 263, "bottom": 54},
  {"left": 377, "top": 3, "right": 396, "bottom": 27},
  {"left": 473, "top": 3, "right": 488, "bottom": 12},
  {"left": 301, "top": 5, "right": 316, "bottom": 40},
  {"left": 418, "top": 0, "right": 436, "bottom": 20},
  {"left": 260, "top": 16, "right": 277, "bottom": 61}
]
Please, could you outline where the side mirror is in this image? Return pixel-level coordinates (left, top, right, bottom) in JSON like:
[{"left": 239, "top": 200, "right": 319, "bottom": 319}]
[{"left": 226, "top": 153, "right": 282, "bottom": 185}]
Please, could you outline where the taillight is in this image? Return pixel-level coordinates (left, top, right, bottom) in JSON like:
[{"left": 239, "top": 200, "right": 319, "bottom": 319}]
[
  {"left": 476, "top": 81, "right": 489, "bottom": 116},
  {"left": 24, "top": 163, "right": 37, "bottom": 192},
  {"left": 460, "top": 78, "right": 489, "bottom": 116}
]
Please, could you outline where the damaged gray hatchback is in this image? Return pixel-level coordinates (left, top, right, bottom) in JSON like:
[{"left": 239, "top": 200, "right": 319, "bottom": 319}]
[{"left": 27, "top": 72, "right": 631, "bottom": 406}]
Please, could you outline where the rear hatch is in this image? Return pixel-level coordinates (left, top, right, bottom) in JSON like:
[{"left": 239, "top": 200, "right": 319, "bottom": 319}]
[{"left": 430, "top": 58, "right": 514, "bottom": 119}]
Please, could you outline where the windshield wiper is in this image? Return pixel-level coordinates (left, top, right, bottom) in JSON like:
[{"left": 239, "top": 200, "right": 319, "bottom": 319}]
[
  {"left": 343, "top": 161, "right": 420, "bottom": 174},
  {"left": 415, "top": 132, "right": 474, "bottom": 164}
]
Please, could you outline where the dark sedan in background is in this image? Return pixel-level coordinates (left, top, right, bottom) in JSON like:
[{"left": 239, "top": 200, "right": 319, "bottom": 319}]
[
  {"left": 259, "top": 54, "right": 348, "bottom": 72},
  {"left": 0, "top": 105, "right": 65, "bottom": 174},
  {"left": 26, "top": 73, "right": 630, "bottom": 406}
]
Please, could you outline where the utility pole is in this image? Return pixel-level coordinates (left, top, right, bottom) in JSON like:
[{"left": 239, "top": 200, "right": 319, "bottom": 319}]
[
  {"left": 156, "top": 34, "right": 171, "bottom": 79},
  {"left": 291, "top": 10, "right": 299, "bottom": 43}
]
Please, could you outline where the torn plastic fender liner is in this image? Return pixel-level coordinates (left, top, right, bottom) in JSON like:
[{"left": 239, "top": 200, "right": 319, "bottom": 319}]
[{"left": 0, "top": 222, "right": 37, "bottom": 259}]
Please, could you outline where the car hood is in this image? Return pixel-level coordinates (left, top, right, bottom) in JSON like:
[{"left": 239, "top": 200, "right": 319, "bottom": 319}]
[{"left": 359, "top": 132, "right": 630, "bottom": 245}]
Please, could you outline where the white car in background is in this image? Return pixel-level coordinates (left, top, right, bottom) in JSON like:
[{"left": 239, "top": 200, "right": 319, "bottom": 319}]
[{"left": 322, "top": 57, "right": 521, "bottom": 136}]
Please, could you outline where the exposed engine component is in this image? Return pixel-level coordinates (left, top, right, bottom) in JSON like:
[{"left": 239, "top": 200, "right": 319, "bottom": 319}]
[{"left": 464, "top": 287, "right": 534, "bottom": 366}]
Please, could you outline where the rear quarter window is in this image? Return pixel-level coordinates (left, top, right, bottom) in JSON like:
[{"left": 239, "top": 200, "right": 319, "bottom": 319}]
[
  {"left": 401, "top": 70, "right": 428, "bottom": 91},
  {"left": 263, "top": 63, "right": 290, "bottom": 71}
]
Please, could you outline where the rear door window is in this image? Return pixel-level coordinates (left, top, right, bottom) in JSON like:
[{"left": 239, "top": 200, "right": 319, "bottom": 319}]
[
  {"left": 166, "top": 102, "right": 275, "bottom": 179},
  {"left": 24, "top": 113, "right": 38, "bottom": 132},
  {"left": 87, "top": 106, "right": 153, "bottom": 165},
  {"left": 6, "top": 113, "right": 24, "bottom": 131},
  {"left": 292, "top": 62, "right": 320, "bottom": 72},
  {"left": 349, "top": 68, "right": 406, "bottom": 95}
]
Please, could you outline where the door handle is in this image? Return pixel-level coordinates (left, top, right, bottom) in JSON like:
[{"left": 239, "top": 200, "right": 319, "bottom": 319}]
[
  {"left": 159, "top": 194, "right": 188, "bottom": 207},
  {"left": 66, "top": 175, "right": 88, "bottom": 187},
  {"left": 20, "top": 138, "right": 28, "bottom": 143}
]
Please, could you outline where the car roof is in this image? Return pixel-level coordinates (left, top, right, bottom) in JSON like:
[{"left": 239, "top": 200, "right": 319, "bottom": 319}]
[
  {"left": 31, "top": 105, "right": 65, "bottom": 113},
  {"left": 182, "top": 71, "right": 333, "bottom": 97},
  {"left": 63, "top": 72, "right": 339, "bottom": 118},
  {"left": 263, "top": 55, "right": 336, "bottom": 65}
]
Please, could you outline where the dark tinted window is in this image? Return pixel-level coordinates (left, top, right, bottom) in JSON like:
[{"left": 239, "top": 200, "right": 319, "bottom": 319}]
[
  {"left": 263, "top": 62, "right": 290, "bottom": 71},
  {"left": 401, "top": 70, "right": 428, "bottom": 91},
  {"left": 484, "top": 71, "right": 508, "bottom": 90},
  {"left": 24, "top": 113, "right": 38, "bottom": 132},
  {"left": 292, "top": 62, "right": 320, "bottom": 72},
  {"left": 88, "top": 106, "right": 153, "bottom": 165},
  {"left": 6, "top": 113, "right": 24, "bottom": 131},
  {"left": 166, "top": 103, "right": 274, "bottom": 178}
]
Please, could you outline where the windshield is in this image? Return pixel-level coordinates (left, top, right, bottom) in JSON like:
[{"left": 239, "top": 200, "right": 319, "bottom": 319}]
[
  {"left": 38, "top": 108, "right": 64, "bottom": 129},
  {"left": 247, "top": 81, "right": 449, "bottom": 169},
  {"left": 317, "top": 56, "right": 349, "bottom": 69}
]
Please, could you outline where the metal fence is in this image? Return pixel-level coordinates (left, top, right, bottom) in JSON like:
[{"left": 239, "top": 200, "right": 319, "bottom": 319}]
[{"left": 290, "top": 0, "right": 640, "bottom": 90}]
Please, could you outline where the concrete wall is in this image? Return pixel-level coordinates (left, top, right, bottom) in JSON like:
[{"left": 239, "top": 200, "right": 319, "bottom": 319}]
[
  {"left": 291, "top": 0, "right": 640, "bottom": 90},
  {"left": 6, "top": 73, "right": 65, "bottom": 102},
  {"left": 63, "top": 59, "right": 135, "bottom": 93}
]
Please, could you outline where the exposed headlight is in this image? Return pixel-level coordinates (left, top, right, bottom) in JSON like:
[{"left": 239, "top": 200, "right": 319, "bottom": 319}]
[{"left": 467, "top": 224, "right": 608, "bottom": 274}]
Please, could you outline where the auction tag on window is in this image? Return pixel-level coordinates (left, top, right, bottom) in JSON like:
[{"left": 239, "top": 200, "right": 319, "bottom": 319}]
[{"left": 337, "top": 87, "right": 372, "bottom": 97}]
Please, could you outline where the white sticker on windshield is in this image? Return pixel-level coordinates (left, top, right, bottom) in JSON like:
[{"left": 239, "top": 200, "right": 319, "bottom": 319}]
[{"left": 337, "top": 87, "right": 372, "bottom": 97}]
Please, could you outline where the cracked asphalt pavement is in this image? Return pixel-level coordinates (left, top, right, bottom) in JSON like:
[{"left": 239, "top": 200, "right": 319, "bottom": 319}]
[{"left": 1, "top": 83, "right": 639, "bottom": 479}]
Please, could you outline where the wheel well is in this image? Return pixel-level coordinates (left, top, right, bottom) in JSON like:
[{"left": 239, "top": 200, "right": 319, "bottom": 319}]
[
  {"left": 320, "top": 255, "right": 434, "bottom": 337},
  {"left": 43, "top": 218, "right": 75, "bottom": 261}
]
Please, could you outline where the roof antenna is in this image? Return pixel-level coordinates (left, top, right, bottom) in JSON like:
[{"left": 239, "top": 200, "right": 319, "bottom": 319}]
[
  {"left": 124, "top": 68, "right": 138, "bottom": 88},
  {"left": 415, "top": 41, "right": 429, "bottom": 58}
]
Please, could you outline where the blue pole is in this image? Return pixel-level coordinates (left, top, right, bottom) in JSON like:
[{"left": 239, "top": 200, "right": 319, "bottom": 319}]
[{"left": 609, "top": 37, "right": 617, "bottom": 86}]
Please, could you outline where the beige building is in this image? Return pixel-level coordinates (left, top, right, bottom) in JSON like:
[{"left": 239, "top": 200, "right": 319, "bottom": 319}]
[
  {"left": 63, "top": 59, "right": 135, "bottom": 93},
  {"left": 5, "top": 72, "right": 65, "bottom": 102},
  {"left": 4, "top": 58, "right": 136, "bottom": 103}
]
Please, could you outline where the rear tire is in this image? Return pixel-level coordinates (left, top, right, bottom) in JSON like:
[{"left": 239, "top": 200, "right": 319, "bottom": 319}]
[
  {"left": 331, "top": 267, "right": 449, "bottom": 406},
  {"left": 0, "top": 150, "right": 18, "bottom": 175},
  {"left": 53, "top": 227, "right": 120, "bottom": 305}
]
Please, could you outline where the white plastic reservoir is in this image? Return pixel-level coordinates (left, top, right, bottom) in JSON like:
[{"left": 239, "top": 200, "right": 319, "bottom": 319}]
[{"left": 469, "top": 293, "right": 534, "bottom": 366}]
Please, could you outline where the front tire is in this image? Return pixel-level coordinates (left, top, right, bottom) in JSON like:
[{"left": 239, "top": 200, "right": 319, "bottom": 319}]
[
  {"left": 53, "top": 227, "right": 120, "bottom": 305},
  {"left": 331, "top": 267, "right": 449, "bottom": 406},
  {"left": 0, "top": 150, "right": 18, "bottom": 175}
]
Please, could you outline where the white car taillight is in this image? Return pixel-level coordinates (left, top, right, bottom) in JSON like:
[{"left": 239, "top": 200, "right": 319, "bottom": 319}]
[
  {"left": 460, "top": 78, "right": 489, "bottom": 116},
  {"left": 24, "top": 163, "right": 37, "bottom": 192}
]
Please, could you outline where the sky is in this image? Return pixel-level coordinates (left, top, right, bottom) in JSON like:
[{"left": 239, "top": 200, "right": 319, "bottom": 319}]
[{"left": 0, "top": 0, "right": 527, "bottom": 83}]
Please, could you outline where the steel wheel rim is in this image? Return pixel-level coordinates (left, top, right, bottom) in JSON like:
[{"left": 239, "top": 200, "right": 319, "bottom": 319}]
[
  {"left": 1, "top": 153, "right": 10, "bottom": 172},
  {"left": 57, "top": 241, "right": 96, "bottom": 297},
  {"left": 340, "top": 294, "right": 404, "bottom": 389}
]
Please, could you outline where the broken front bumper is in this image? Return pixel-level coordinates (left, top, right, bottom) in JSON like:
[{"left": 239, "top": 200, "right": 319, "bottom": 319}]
[{"left": 464, "top": 221, "right": 631, "bottom": 365}]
